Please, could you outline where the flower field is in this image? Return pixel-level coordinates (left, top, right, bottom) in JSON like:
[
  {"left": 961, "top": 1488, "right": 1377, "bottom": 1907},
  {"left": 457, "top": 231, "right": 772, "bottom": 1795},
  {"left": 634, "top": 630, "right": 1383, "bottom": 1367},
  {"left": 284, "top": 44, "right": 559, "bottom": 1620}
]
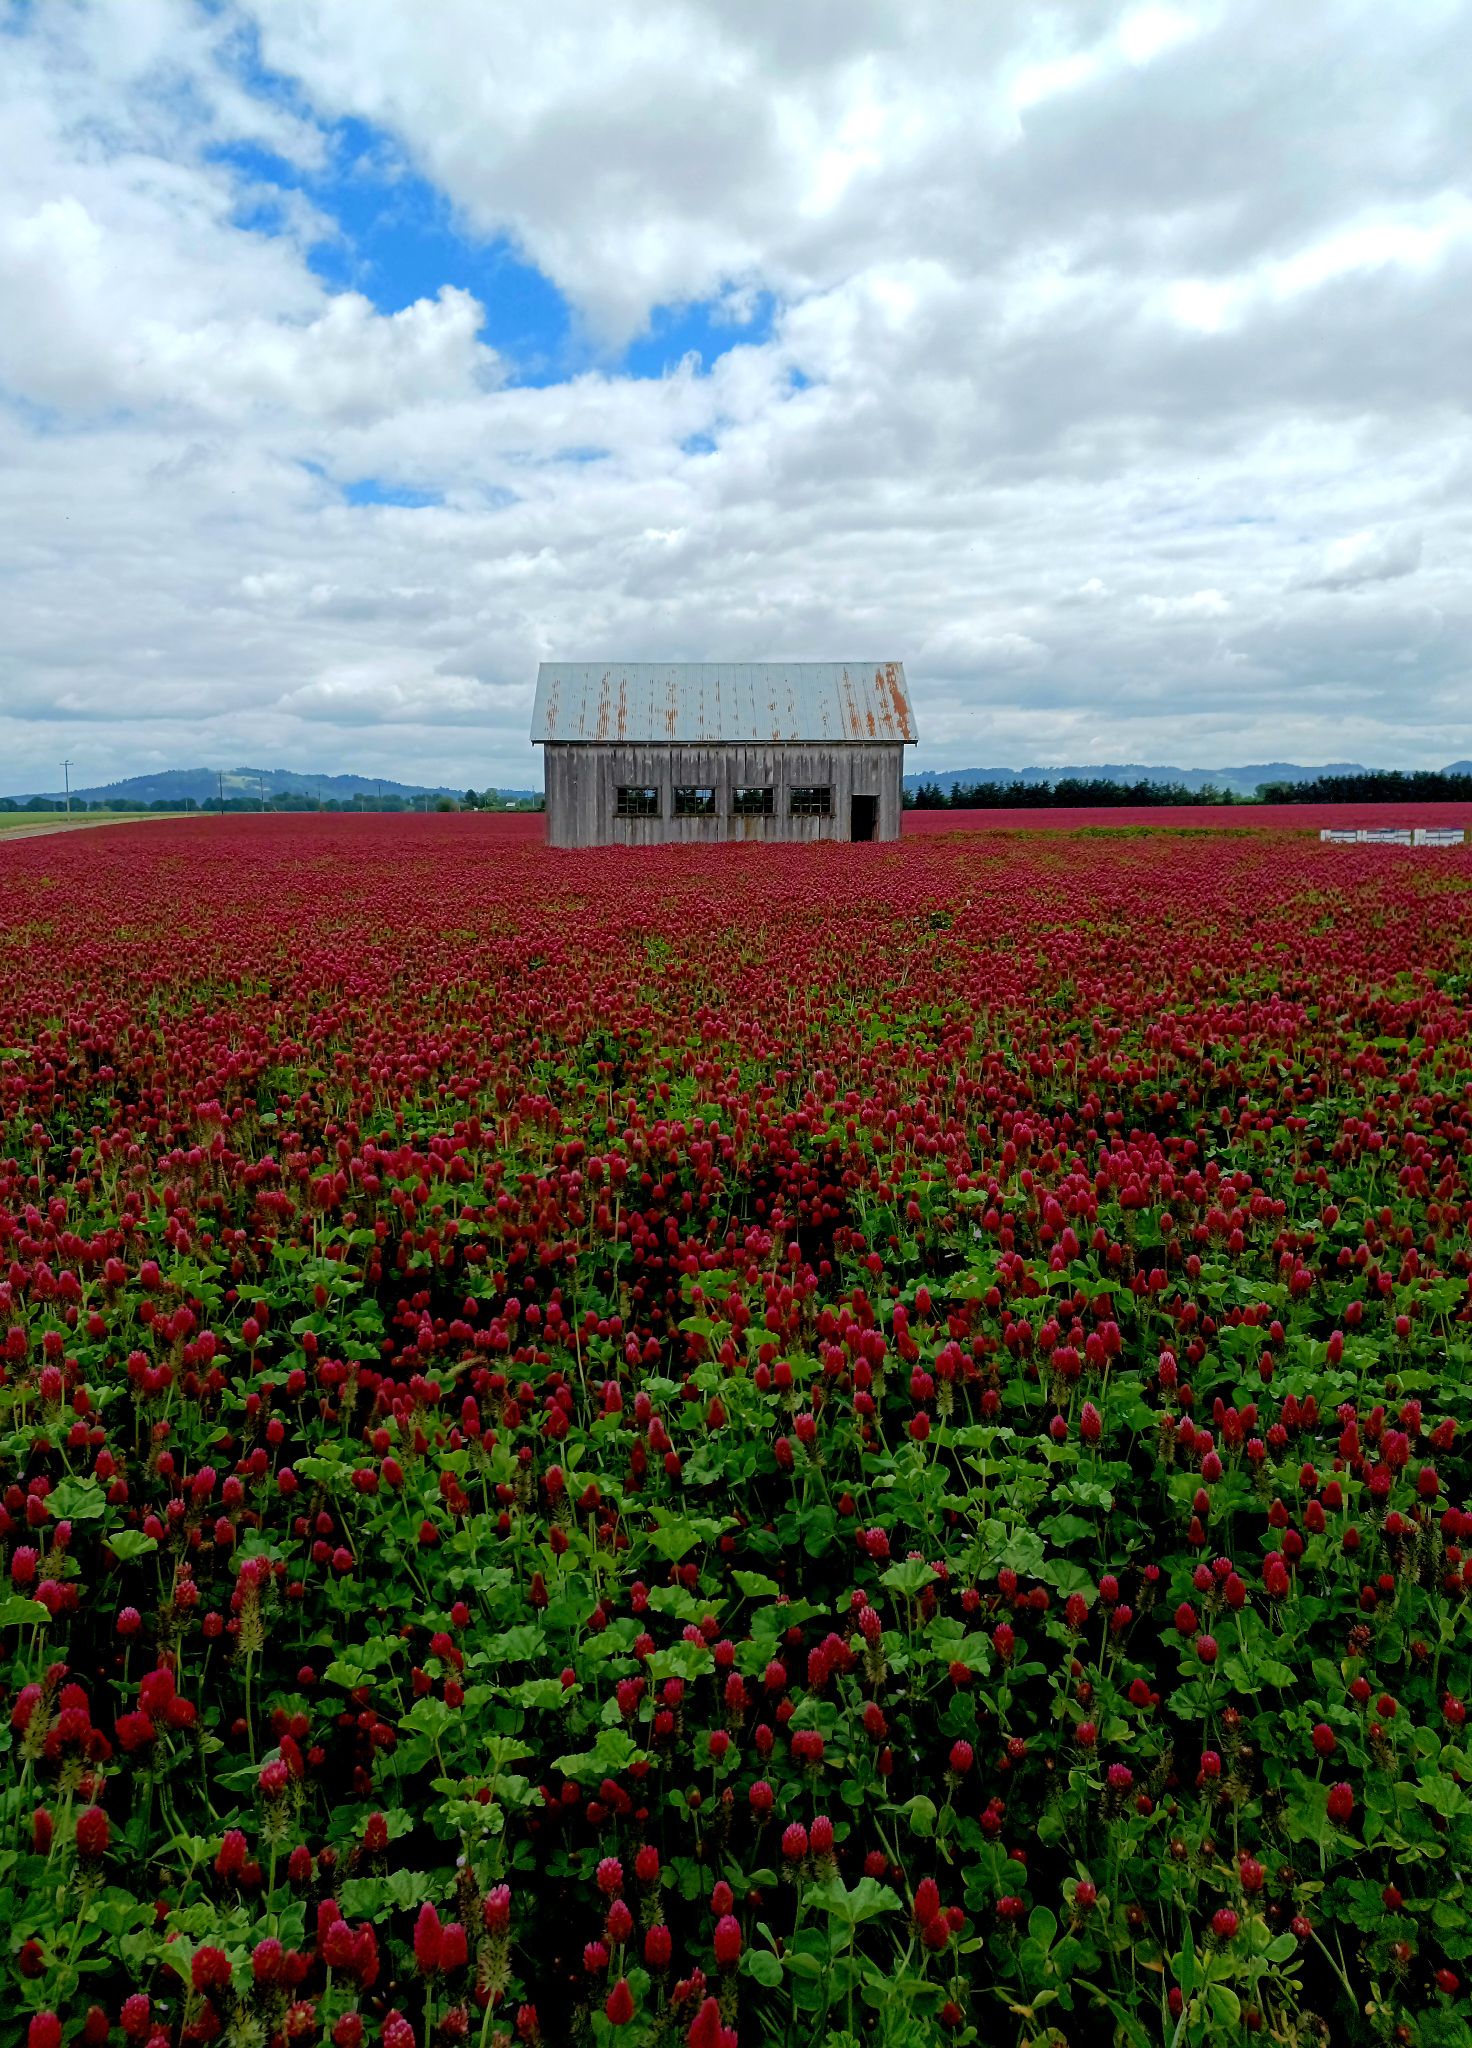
[
  {"left": 904, "top": 805, "right": 1472, "bottom": 835},
  {"left": 2, "top": 815, "right": 1472, "bottom": 2048}
]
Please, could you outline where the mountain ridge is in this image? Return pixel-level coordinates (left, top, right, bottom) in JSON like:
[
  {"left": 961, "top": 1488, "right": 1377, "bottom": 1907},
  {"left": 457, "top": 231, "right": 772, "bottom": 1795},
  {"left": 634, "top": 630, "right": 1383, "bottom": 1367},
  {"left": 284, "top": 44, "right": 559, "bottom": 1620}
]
[{"left": 11, "top": 766, "right": 536, "bottom": 805}]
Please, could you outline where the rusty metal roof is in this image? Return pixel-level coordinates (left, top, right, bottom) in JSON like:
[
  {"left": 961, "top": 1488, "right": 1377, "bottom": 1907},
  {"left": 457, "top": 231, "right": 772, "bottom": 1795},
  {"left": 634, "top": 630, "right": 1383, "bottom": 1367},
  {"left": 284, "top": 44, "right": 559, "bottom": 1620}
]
[{"left": 531, "top": 662, "right": 916, "bottom": 745}]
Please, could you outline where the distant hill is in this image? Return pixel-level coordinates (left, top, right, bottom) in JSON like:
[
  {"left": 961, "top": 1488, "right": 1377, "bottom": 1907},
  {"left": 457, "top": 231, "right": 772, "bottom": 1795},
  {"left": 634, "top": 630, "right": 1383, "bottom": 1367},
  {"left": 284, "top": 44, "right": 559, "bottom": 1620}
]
[
  {"left": 12, "top": 767, "right": 537, "bottom": 805},
  {"left": 903, "top": 761, "right": 1374, "bottom": 798}
]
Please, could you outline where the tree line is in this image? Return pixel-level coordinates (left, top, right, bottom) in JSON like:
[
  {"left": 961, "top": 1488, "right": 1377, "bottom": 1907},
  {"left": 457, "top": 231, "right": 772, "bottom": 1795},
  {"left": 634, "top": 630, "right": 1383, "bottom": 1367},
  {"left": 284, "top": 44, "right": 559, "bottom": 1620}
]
[
  {"left": 1255, "top": 770, "right": 1472, "bottom": 804},
  {"left": 903, "top": 777, "right": 1242, "bottom": 809},
  {"left": 905, "top": 769, "right": 1472, "bottom": 809}
]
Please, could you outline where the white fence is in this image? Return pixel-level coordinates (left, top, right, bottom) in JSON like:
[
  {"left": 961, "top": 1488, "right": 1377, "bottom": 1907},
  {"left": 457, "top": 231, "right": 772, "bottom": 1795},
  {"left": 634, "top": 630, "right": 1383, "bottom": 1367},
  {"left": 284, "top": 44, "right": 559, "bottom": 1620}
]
[{"left": 1320, "top": 826, "right": 1465, "bottom": 847}]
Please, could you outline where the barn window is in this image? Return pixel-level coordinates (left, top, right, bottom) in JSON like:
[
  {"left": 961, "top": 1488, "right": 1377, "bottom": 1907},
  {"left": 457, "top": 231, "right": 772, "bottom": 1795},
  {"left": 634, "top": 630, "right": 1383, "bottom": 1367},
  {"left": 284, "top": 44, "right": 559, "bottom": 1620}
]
[
  {"left": 616, "top": 786, "right": 661, "bottom": 817},
  {"left": 674, "top": 786, "right": 716, "bottom": 816},
  {"left": 789, "top": 785, "right": 832, "bottom": 817},
  {"left": 733, "top": 787, "right": 774, "bottom": 816}
]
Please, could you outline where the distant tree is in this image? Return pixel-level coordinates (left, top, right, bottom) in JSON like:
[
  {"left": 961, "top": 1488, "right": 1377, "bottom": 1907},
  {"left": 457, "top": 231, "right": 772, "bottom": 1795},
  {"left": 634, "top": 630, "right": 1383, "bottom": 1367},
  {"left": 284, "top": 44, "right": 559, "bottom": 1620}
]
[
  {"left": 435, "top": 796, "right": 457, "bottom": 813},
  {"left": 930, "top": 775, "right": 1248, "bottom": 810},
  {"left": 950, "top": 780, "right": 1050, "bottom": 807},
  {"left": 1258, "top": 770, "right": 1472, "bottom": 804}
]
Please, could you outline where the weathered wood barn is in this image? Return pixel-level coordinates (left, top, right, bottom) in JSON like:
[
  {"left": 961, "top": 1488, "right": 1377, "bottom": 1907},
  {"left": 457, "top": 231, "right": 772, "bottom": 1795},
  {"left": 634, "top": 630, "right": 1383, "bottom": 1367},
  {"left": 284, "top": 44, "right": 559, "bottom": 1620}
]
[{"left": 532, "top": 661, "right": 916, "bottom": 848}]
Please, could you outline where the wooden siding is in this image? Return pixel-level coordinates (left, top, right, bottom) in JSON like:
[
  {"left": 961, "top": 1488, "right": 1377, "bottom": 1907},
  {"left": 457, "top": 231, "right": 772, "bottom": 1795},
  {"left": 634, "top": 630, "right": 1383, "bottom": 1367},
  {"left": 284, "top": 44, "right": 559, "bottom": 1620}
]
[{"left": 542, "top": 744, "right": 906, "bottom": 849}]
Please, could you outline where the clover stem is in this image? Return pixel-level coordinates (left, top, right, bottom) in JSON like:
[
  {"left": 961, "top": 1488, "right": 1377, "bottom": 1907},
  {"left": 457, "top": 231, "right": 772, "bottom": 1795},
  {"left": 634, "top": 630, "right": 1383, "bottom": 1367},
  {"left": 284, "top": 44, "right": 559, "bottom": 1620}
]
[
  {"left": 138, "top": 1767, "right": 155, "bottom": 1860},
  {"left": 59, "top": 1883, "right": 92, "bottom": 1982},
  {"left": 1307, "top": 1925, "right": 1357, "bottom": 2013}
]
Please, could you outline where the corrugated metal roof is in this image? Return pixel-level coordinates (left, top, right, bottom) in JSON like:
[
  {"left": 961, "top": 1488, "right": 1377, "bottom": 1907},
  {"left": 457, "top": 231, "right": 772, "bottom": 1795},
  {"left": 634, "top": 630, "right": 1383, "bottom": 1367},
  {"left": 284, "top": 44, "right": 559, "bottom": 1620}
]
[{"left": 531, "top": 662, "right": 916, "bottom": 744}]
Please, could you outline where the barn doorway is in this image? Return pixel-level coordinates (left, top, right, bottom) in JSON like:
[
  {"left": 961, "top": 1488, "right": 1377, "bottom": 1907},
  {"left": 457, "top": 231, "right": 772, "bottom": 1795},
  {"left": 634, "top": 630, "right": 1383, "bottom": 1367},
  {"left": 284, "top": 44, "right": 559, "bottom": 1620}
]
[{"left": 850, "top": 794, "right": 878, "bottom": 842}]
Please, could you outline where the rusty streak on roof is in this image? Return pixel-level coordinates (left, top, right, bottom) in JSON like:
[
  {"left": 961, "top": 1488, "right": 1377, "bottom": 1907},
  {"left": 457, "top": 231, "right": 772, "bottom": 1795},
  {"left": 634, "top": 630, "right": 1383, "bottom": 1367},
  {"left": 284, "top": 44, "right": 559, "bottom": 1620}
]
[{"left": 531, "top": 662, "right": 916, "bottom": 745}]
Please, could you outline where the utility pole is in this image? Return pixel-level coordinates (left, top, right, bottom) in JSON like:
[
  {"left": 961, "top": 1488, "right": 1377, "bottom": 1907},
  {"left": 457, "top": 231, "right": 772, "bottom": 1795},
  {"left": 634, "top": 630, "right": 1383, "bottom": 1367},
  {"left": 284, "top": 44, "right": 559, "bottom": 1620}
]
[
  {"left": 61, "top": 760, "right": 72, "bottom": 817},
  {"left": 218, "top": 770, "right": 225, "bottom": 817},
  {"left": 258, "top": 772, "right": 265, "bottom": 813}
]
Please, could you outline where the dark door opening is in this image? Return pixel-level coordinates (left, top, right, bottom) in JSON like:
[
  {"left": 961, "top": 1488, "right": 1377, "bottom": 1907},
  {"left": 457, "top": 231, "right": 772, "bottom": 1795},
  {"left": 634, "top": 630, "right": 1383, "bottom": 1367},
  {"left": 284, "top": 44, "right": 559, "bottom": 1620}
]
[{"left": 850, "top": 794, "right": 878, "bottom": 842}]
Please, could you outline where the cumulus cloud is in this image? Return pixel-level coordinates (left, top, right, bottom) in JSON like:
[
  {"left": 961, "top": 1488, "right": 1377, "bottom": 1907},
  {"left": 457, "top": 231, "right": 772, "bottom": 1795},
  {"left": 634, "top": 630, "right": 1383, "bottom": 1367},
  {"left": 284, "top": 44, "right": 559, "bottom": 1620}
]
[
  {"left": 920, "top": 627, "right": 1050, "bottom": 673},
  {"left": 1138, "top": 590, "right": 1232, "bottom": 620},
  {"left": 1298, "top": 528, "right": 1425, "bottom": 592},
  {"left": 1, "top": 0, "right": 1471, "bottom": 792}
]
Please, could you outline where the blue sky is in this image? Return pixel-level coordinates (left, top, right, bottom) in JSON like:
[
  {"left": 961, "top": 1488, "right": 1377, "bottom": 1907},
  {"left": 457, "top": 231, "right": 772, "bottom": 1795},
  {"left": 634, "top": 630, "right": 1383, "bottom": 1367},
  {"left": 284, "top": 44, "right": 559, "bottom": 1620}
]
[
  {"left": 205, "top": 12, "right": 782, "bottom": 385},
  {"left": 211, "top": 115, "right": 775, "bottom": 393},
  {"left": 1, "top": 0, "right": 1469, "bottom": 793}
]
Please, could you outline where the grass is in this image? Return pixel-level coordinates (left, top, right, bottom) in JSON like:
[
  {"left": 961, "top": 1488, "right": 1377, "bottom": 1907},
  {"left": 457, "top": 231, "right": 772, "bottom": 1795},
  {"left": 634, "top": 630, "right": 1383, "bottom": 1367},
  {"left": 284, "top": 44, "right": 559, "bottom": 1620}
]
[{"left": 0, "top": 811, "right": 191, "bottom": 838}]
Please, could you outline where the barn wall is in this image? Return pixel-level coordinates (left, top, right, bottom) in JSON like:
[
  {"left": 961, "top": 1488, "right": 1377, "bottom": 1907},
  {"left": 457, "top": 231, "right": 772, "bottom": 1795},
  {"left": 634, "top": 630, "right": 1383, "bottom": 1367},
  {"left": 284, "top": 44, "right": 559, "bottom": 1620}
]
[{"left": 542, "top": 744, "right": 905, "bottom": 849}]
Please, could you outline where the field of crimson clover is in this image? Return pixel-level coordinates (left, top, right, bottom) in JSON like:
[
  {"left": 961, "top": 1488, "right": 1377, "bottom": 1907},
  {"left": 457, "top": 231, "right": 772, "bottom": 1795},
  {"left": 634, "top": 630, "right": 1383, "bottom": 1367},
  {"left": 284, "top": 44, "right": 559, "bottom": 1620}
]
[{"left": 1, "top": 814, "right": 1472, "bottom": 2048}]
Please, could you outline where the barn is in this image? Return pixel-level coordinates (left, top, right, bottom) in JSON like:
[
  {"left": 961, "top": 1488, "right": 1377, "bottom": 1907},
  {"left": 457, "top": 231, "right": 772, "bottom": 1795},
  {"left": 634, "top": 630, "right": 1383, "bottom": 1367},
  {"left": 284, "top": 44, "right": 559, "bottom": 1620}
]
[{"left": 531, "top": 661, "right": 916, "bottom": 848}]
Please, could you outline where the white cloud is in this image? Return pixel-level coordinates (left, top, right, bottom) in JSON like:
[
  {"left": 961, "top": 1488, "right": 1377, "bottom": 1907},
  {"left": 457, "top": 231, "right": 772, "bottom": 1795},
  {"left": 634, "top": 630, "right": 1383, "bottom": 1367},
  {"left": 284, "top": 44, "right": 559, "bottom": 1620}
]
[
  {"left": 1298, "top": 528, "right": 1425, "bottom": 592},
  {"left": 1138, "top": 590, "right": 1232, "bottom": 620},
  {"left": 2, "top": 0, "right": 1472, "bottom": 792},
  {"left": 921, "top": 626, "right": 1050, "bottom": 672},
  {"left": 1116, "top": 6, "right": 1205, "bottom": 67},
  {"left": 1159, "top": 196, "right": 1472, "bottom": 335}
]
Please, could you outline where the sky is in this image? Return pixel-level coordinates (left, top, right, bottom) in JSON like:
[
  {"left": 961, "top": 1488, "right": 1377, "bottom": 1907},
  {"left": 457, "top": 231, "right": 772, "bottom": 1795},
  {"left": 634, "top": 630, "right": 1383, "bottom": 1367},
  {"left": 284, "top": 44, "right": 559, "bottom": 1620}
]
[{"left": 1, "top": 0, "right": 1470, "bottom": 795}]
